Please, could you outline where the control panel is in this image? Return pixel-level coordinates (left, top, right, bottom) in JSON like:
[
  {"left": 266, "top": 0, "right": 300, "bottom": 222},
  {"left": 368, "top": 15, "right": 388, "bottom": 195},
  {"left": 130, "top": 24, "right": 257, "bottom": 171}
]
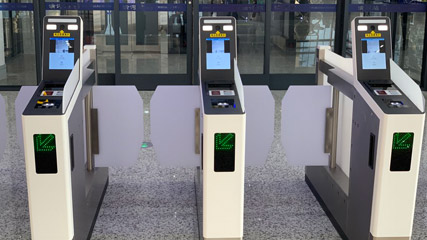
[
  {"left": 353, "top": 17, "right": 421, "bottom": 115},
  {"left": 199, "top": 17, "right": 244, "bottom": 115},
  {"left": 23, "top": 16, "right": 82, "bottom": 116}
]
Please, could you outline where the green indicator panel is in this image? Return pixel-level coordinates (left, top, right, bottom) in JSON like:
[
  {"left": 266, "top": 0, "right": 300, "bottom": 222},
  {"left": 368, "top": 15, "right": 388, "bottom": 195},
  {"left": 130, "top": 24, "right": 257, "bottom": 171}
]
[
  {"left": 33, "top": 134, "right": 58, "bottom": 174},
  {"left": 214, "top": 133, "right": 235, "bottom": 172},
  {"left": 390, "top": 132, "right": 414, "bottom": 171}
]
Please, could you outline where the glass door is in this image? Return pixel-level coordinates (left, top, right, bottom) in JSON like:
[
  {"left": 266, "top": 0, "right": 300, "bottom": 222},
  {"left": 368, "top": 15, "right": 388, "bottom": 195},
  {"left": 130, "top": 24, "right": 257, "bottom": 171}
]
[
  {"left": 197, "top": 0, "right": 266, "bottom": 84},
  {"left": 0, "top": 0, "right": 36, "bottom": 87},
  {"left": 117, "top": 0, "right": 192, "bottom": 89},
  {"left": 45, "top": 0, "right": 116, "bottom": 78},
  {"left": 346, "top": 0, "right": 426, "bottom": 83},
  {"left": 269, "top": 0, "right": 337, "bottom": 88}
]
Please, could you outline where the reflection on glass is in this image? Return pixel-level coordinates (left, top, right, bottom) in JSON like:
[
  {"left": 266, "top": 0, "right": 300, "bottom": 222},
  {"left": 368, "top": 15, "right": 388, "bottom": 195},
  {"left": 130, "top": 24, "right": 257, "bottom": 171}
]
[
  {"left": 46, "top": 0, "right": 116, "bottom": 74},
  {"left": 394, "top": 12, "right": 425, "bottom": 83},
  {"left": 120, "top": 0, "right": 187, "bottom": 74},
  {"left": 346, "top": 2, "right": 425, "bottom": 83},
  {"left": 0, "top": 2, "right": 36, "bottom": 85},
  {"left": 270, "top": 0, "right": 336, "bottom": 74},
  {"left": 200, "top": 0, "right": 265, "bottom": 74}
]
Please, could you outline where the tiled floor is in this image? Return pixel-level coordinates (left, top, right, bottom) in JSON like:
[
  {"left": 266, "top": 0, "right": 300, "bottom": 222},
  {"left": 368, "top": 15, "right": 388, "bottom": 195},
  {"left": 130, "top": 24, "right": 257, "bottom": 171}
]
[{"left": 0, "top": 90, "right": 427, "bottom": 239}]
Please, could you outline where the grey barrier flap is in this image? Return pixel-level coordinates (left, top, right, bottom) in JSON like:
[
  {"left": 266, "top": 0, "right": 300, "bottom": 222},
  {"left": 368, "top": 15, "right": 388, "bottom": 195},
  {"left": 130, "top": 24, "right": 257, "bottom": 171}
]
[
  {"left": 244, "top": 86, "right": 275, "bottom": 166},
  {"left": 93, "top": 86, "right": 144, "bottom": 167},
  {"left": 281, "top": 85, "right": 331, "bottom": 166},
  {"left": 151, "top": 85, "right": 274, "bottom": 167},
  {"left": 151, "top": 86, "right": 201, "bottom": 167},
  {"left": 15, "top": 86, "right": 37, "bottom": 151},
  {"left": 0, "top": 95, "right": 7, "bottom": 160}
]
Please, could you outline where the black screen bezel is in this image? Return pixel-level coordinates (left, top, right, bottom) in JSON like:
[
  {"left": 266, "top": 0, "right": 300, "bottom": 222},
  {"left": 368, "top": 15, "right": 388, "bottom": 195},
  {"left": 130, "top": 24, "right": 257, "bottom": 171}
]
[
  {"left": 48, "top": 37, "right": 75, "bottom": 71},
  {"left": 200, "top": 17, "right": 236, "bottom": 82},
  {"left": 42, "top": 16, "right": 81, "bottom": 82},
  {"left": 354, "top": 17, "right": 391, "bottom": 81}
]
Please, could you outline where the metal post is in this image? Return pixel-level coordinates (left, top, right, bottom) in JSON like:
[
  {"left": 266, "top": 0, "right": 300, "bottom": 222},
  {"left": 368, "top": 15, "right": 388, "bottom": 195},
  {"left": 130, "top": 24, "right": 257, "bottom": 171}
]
[
  {"left": 333, "top": 0, "right": 350, "bottom": 56},
  {"left": 264, "top": 0, "right": 271, "bottom": 80},
  {"left": 192, "top": 0, "right": 199, "bottom": 85},
  {"left": 114, "top": 0, "right": 121, "bottom": 84},
  {"left": 187, "top": 0, "right": 193, "bottom": 85},
  {"left": 34, "top": 0, "right": 45, "bottom": 84}
]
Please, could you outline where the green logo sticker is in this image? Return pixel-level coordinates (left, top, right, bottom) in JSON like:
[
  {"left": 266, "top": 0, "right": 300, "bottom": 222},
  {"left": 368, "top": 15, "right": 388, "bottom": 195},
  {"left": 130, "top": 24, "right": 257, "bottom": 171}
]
[
  {"left": 215, "top": 133, "right": 235, "bottom": 151},
  {"left": 392, "top": 132, "right": 413, "bottom": 150},
  {"left": 34, "top": 134, "right": 56, "bottom": 152}
]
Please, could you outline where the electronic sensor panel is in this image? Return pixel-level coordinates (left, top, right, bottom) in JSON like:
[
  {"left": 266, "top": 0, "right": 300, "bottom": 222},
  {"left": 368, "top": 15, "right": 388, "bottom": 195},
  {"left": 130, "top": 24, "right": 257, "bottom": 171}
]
[
  {"left": 214, "top": 133, "right": 235, "bottom": 172},
  {"left": 34, "top": 134, "right": 58, "bottom": 174},
  {"left": 49, "top": 37, "right": 75, "bottom": 70},
  {"left": 206, "top": 38, "right": 231, "bottom": 70},
  {"left": 390, "top": 132, "right": 414, "bottom": 171},
  {"left": 361, "top": 38, "right": 386, "bottom": 70}
]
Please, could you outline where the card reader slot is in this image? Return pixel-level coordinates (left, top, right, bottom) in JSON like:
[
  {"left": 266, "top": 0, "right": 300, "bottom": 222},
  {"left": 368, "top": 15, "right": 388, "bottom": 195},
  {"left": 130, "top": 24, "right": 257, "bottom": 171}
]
[
  {"left": 40, "top": 83, "right": 65, "bottom": 97},
  {"left": 35, "top": 98, "right": 61, "bottom": 109},
  {"left": 211, "top": 99, "right": 235, "bottom": 109},
  {"left": 43, "top": 83, "right": 65, "bottom": 90},
  {"left": 368, "top": 133, "right": 376, "bottom": 170},
  {"left": 369, "top": 83, "right": 393, "bottom": 88},
  {"left": 208, "top": 83, "right": 233, "bottom": 90}
]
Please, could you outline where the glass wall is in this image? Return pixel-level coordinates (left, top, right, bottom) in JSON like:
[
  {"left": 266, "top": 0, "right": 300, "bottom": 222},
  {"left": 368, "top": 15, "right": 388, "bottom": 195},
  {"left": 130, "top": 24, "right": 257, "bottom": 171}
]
[
  {"left": 270, "top": 0, "right": 336, "bottom": 74},
  {"left": 394, "top": 12, "right": 425, "bottom": 83},
  {"left": 346, "top": 0, "right": 425, "bottom": 83},
  {"left": 0, "top": 0, "right": 36, "bottom": 86},
  {"left": 199, "top": 0, "right": 265, "bottom": 74},
  {"left": 119, "top": 0, "right": 188, "bottom": 74},
  {"left": 1, "top": 0, "right": 427, "bottom": 88},
  {"left": 45, "top": 0, "right": 115, "bottom": 74}
]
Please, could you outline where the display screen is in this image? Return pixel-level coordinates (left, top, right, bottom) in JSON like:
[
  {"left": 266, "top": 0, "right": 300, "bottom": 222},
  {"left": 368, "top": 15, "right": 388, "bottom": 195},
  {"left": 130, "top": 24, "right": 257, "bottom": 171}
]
[
  {"left": 361, "top": 38, "right": 386, "bottom": 70},
  {"left": 49, "top": 38, "right": 75, "bottom": 70},
  {"left": 206, "top": 38, "right": 231, "bottom": 70},
  {"left": 214, "top": 133, "right": 235, "bottom": 172},
  {"left": 390, "top": 132, "right": 414, "bottom": 171},
  {"left": 34, "top": 134, "right": 58, "bottom": 174}
]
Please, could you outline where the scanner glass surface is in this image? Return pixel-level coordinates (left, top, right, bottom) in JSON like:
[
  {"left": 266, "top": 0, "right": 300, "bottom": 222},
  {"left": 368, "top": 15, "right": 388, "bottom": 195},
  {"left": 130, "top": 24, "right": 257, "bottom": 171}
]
[
  {"left": 361, "top": 38, "right": 386, "bottom": 70},
  {"left": 206, "top": 38, "right": 231, "bottom": 70},
  {"left": 49, "top": 37, "right": 75, "bottom": 70}
]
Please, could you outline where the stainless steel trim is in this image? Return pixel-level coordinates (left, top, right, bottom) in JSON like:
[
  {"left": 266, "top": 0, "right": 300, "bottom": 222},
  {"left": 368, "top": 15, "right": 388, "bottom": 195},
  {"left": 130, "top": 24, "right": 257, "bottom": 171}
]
[
  {"left": 85, "top": 90, "right": 99, "bottom": 171},
  {"left": 370, "top": 234, "right": 409, "bottom": 240},
  {"left": 330, "top": 88, "right": 340, "bottom": 169},
  {"left": 325, "top": 107, "right": 333, "bottom": 154}
]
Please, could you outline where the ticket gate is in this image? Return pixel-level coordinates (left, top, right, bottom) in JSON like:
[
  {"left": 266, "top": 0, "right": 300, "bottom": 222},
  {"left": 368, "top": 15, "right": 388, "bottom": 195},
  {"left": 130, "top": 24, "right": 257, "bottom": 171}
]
[
  {"left": 150, "top": 16, "right": 274, "bottom": 239},
  {"left": 15, "top": 16, "right": 143, "bottom": 240},
  {"left": 282, "top": 17, "right": 425, "bottom": 239}
]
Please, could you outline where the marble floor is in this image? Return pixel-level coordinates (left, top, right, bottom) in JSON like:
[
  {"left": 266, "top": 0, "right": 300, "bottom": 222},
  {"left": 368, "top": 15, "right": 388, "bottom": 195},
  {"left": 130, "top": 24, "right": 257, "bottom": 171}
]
[{"left": 0, "top": 90, "right": 427, "bottom": 239}]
